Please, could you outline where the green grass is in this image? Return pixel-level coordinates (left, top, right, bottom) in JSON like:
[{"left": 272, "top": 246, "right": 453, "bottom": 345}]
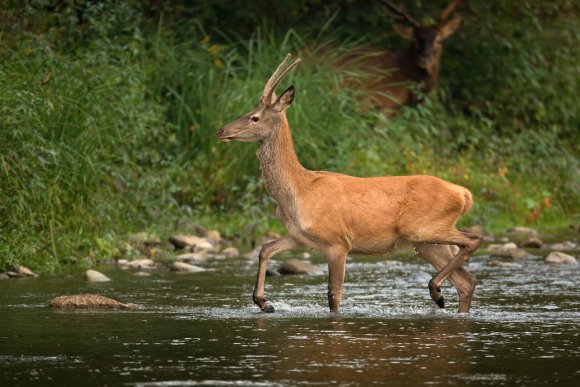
[{"left": 0, "top": 2, "right": 578, "bottom": 273}]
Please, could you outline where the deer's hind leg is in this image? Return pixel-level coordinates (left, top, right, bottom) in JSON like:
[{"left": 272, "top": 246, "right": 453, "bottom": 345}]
[{"left": 414, "top": 242, "right": 477, "bottom": 313}]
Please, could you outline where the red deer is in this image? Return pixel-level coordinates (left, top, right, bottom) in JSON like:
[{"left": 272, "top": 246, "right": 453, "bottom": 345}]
[
  {"left": 337, "top": 0, "right": 462, "bottom": 114},
  {"left": 218, "top": 54, "right": 481, "bottom": 314}
]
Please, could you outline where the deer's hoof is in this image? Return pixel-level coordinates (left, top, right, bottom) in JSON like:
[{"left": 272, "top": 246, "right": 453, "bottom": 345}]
[
  {"left": 262, "top": 303, "right": 275, "bottom": 313},
  {"left": 435, "top": 296, "right": 445, "bottom": 309}
]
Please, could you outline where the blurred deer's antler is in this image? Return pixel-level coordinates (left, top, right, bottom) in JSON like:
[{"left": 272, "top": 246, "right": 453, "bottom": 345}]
[
  {"left": 380, "top": 0, "right": 421, "bottom": 27},
  {"left": 260, "top": 53, "right": 301, "bottom": 107}
]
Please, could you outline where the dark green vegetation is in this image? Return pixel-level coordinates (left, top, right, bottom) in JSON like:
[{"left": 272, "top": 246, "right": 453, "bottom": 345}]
[{"left": 1, "top": 1, "right": 578, "bottom": 272}]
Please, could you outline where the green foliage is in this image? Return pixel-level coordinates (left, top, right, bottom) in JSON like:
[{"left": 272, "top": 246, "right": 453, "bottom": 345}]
[{"left": 0, "top": 0, "right": 578, "bottom": 272}]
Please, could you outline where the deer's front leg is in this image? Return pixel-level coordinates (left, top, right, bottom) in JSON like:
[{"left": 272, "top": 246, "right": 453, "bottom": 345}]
[
  {"left": 253, "top": 236, "right": 301, "bottom": 313},
  {"left": 325, "top": 247, "right": 348, "bottom": 313}
]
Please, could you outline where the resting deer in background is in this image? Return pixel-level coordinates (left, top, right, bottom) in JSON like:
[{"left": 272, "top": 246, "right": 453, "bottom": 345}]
[
  {"left": 218, "top": 54, "right": 481, "bottom": 314},
  {"left": 340, "top": 0, "right": 462, "bottom": 114}
]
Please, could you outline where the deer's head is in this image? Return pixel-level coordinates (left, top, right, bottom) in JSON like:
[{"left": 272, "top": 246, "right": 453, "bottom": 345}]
[
  {"left": 218, "top": 54, "right": 301, "bottom": 143},
  {"left": 382, "top": 0, "right": 462, "bottom": 76}
]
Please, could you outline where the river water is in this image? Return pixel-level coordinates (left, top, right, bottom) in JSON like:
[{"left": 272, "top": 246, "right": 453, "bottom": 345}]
[{"left": 0, "top": 251, "right": 578, "bottom": 386}]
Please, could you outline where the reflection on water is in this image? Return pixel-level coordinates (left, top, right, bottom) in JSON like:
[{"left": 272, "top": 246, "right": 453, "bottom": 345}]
[{"left": 0, "top": 253, "right": 578, "bottom": 386}]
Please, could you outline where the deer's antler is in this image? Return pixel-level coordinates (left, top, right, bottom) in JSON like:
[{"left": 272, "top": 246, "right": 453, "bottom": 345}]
[
  {"left": 440, "top": 0, "right": 461, "bottom": 23},
  {"left": 380, "top": 0, "right": 421, "bottom": 27},
  {"left": 260, "top": 53, "right": 302, "bottom": 107}
]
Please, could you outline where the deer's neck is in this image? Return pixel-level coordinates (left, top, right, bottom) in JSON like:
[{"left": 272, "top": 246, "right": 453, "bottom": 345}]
[{"left": 256, "top": 118, "right": 306, "bottom": 217}]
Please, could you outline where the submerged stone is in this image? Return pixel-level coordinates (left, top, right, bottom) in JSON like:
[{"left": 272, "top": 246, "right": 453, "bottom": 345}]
[{"left": 49, "top": 294, "right": 139, "bottom": 310}]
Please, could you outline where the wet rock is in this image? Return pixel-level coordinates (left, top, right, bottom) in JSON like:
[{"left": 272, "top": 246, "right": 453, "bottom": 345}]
[
  {"left": 487, "top": 260, "right": 518, "bottom": 268},
  {"left": 117, "top": 258, "right": 157, "bottom": 270},
  {"left": 169, "top": 262, "right": 206, "bottom": 273},
  {"left": 222, "top": 247, "right": 240, "bottom": 258},
  {"left": 85, "top": 270, "right": 111, "bottom": 283},
  {"left": 176, "top": 252, "right": 207, "bottom": 262},
  {"left": 547, "top": 241, "right": 577, "bottom": 251},
  {"left": 506, "top": 227, "right": 538, "bottom": 237},
  {"left": 133, "top": 271, "right": 151, "bottom": 277},
  {"left": 9, "top": 264, "right": 38, "bottom": 278},
  {"left": 49, "top": 294, "right": 139, "bottom": 310},
  {"left": 522, "top": 238, "right": 544, "bottom": 248},
  {"left": 169, "top": 235, "right": 215, "bottom": 252},
  {"left": 488, "top": 243, "right": 528, "bottom": 259},
  {"left": 266, "top": 269, "right": 281, "bottom": 277},
  {"left": 0, "top": 273, "right": 9, "bottom": 280},
  {"left": 277, "top": 259, "right": 323, "bottom": 275},
  {"left": 544, "top": 252, "right": 577, "bottom": 265}
]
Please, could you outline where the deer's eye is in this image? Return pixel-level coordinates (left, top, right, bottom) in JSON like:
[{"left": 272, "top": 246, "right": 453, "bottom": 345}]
[{"left": 251, "top": 116, "right": 260, "bottom": 122}]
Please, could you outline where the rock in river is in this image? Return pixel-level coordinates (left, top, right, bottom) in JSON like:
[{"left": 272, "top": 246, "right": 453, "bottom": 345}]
[
  {"left": 488, "top": 243, "right": 529, "bottom": 260},
  {"left": 85, "top": 269, "right": 111, "bottom": 283},
  {"left": 117, "top": 258, "right": 157, "bottom": 270},
  {"left": 176, "top": 252, "right": 207, "bottom": 262},
  {"left": 169, "top": 262, "right": 206, "bottom": 273},
  {"left": 277, "top": 259, "right": 323, "bottom": 275},
  {"left": 170, "top": 235, "right": 215, "bottom": 252},
  {"left": 222, "top": 247, "right": 240, "bottom": 258},
  {"left": 522, "top": 238, "right": 544, "bottom": 248},
  {"left": 49, "top": 294, "right": 139, "bottom": 310},
  {"left": 544, "top": 252, "right": 577, "bottom": 265},
  {"left": 7, "top": 264, "right": 38, "bottom": 278}
]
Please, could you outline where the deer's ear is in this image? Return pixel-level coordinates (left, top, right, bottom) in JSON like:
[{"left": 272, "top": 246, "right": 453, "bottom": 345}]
[
  {"left": 392, "top": 23, "right": 414, "bottom": 40},
  {"left": 440, "top": 16, "right": 461, "bottom": 40},
  {"left": 272, "top": 86, "right": 295, "bottom": 112}
]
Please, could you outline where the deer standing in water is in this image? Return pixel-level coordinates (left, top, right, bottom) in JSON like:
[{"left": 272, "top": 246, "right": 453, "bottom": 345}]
[
  {"left": 342, "top": 0, "right": 462, "bottom": 114},
  {"left": 218, "top": 54, "right": 481, "bottom": 314}
]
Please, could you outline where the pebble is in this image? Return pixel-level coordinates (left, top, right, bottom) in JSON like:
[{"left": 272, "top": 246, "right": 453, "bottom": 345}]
[
  {"left": 547, "top": 241, "right": 577, "bottom": 251},
  {"left": 544, "top": 252, "right": 577, "bottom": 265}
]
